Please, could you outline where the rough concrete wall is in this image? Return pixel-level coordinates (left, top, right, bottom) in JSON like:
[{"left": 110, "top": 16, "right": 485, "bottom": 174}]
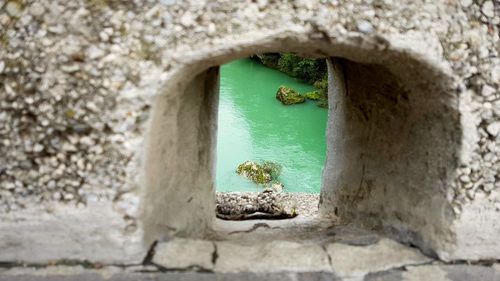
[
  {"left": 141, "top": 67, "right": 219, "bottom": 243},
  {"left": 0, "top": 0, "right": 498, "bottom": 261},
  {"left": 321, "top": 57, "right": 460, "bottom": 257}
]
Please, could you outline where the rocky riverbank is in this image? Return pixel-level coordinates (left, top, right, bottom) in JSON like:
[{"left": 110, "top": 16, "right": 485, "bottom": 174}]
[{"left": 216, "top": 191, "right": 319, "bottom": 219}]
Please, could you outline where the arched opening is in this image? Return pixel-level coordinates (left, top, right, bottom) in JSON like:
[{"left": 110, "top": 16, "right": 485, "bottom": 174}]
[{"left": 141, "top": 31, "right": 461, "bottom": 257}]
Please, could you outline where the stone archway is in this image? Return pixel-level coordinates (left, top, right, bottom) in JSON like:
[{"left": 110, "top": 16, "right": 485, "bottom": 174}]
[{"left": 140, "top": 29, "right": 461, "bottom": 257}]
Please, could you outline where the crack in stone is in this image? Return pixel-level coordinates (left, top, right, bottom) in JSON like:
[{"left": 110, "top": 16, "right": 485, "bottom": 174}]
[
  {"left": 353, "top": 164, "right": 366, "bottom": 204},
  {"left": 361, "top": 260, "right": 437, "bottom": 280},
  {"left": 441, "top": 259, "right": 500, "bottom": 266},
  {"left": 2, "top": 258, "right": 500, "bottom": 276},
  {"left": 211, "top": 242, "right": 219, "bottom": 266},
  {"left": 142, "top": 240, "right": 158, "bottom": 265},
  {"left": 336, "top": 259, "right": 438, "bottom": 281},
  {"left": 151, "top": 264, "right": 215, "bottom": 273},
  {"left": 142, "top": 240, "right": 217, "bottom": 273},
  {"left": 0, "top": 259, "right": 143, "bottom": 270},
  {"left": 227, "top": 222, "right": 271, "bottom": 235},
  {"left": 320, "top": 244, "right": 334, "bottom": 272}
]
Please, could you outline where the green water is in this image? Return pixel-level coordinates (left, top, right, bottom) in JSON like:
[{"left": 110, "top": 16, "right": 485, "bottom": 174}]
[{"left": 216, "top": 58, "right": 328, "bottom": 193}]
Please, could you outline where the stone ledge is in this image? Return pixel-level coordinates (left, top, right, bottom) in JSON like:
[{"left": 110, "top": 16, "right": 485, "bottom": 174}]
[
  {"left": 152, "top": 237, "right": 432, "bottom": 277},
  {"left": 1, "top": 264, "right": 499, "bottom": 281},
  {"left": 215, "top": 240, "right": 331, "bottom": 273},
  {"left": 0, "top": 271, "right": 341, "bottom": 281},
  {"left": 365, "top": 264, "right": 500, "bottom": 281},
  {"left": 327, "top": 238, "right": 433, "bottom": 279},
  {"left": 0, "top": 202, "right": 145, "bottom": 265},
  {"left": 153, "top": 239, "right": 216, "bottom": 271}
]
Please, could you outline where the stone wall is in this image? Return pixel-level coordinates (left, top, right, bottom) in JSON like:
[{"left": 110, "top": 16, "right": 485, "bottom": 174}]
[{"left": 0, "top": 0, "right": 498, "bottom": 262}]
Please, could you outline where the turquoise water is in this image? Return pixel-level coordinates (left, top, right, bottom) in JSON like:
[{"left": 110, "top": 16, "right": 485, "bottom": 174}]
[{"left": 216, "top": 58, "right": 328, "bottom": 193}]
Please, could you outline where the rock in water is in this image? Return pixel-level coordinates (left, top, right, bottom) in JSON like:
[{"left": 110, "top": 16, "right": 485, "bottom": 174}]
[
  {"left": 275, "top": 86, "right": 305, "bottom": 105},
  {"left": 236, "top": 161, "right": 271, "bottom": 184},
  {"left": 236, "top": 160, "right": 282, "bottom": 184},
  {"left": 236, "top": 160, "right": 283, "bottom": 188},
  {"left": 316, "top": 99, "right": 328, "bottom": 108},
  {"left": 306, "top": 88, "right": 328, "bottom": 108}
]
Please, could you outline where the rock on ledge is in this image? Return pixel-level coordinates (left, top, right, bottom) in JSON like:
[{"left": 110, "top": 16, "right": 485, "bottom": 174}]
[{"left": 215, "top": 191, "right": 320, "bottom": 220}]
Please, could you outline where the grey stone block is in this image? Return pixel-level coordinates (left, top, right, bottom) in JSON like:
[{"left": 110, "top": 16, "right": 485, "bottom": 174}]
[
  {"left": 153, "top": 239, "right": 215, "bottom": 270},
  {"left": 215, "top": 240, "right": 332, "bottom": 273},
  {"left": 327, "top": 238, "right": 432, "bottom": 279}
]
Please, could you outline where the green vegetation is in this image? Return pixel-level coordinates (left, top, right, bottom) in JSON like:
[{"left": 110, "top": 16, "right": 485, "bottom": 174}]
[
  {"left": 313, "top": 78, "right": 328, "bottom": 96},
  {"left": 305, "top": 91, "right": 321, "bottom": 100},
  {"left": 275, "top": 86, "right": 306, "bottom": 105},
  {"left": 253, "top": 53, "right": 326, "bottom": 84},
  {"left": 236, "top": 160, "right": 282, "bottom": 185},
  {"left": 252, "top": 53, "right": 328, "bottom": 108},
  {"left": 276, "top": 53, "right": 326, "bottom": 84}
]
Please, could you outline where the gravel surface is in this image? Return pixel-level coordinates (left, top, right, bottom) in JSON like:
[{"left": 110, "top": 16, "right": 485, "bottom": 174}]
[{"left": 216, "top": 191, "right": 319, "bottom": 218}]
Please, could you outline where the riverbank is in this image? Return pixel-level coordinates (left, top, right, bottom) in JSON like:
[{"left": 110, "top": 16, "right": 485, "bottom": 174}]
[
  {"left": 216, "top": 191, "right": 319, "bottom": 218},
  {"left": 251, "top": 53, "right": 328, "bottom": 108}
]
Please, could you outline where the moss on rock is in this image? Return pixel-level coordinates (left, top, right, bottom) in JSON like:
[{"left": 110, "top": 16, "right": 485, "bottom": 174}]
[
  {"left": 305, "top": 91, "right": 321, "bottom": 100},
  {"left": 275, "top": 86, "right": 305, "bottom": 105},
  {"left": 236, "top": 160, "right": 282, "bottom": 185},
  {"left": 316, "top": 99, "right": 328, "bottom": 108},
  {"left": 305, "top": 87, "right": 328, "bottom": 108},
  {"left": 313, "top": 77, "right": 328, "bottom": 94}
]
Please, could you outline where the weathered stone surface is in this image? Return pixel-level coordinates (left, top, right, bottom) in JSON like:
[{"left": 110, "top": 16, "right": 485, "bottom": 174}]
[
  {"left": 1, "top": 264, "right": 499, "bottom": 280},
  {"left": 1, "top": 0, "right": 499, "bottom": 267},
  {"left": 365, "top": 265, "right": 500, "bottom": 281},
  {"left": 153, "top": 239, "right": 215, "bottom": 270},
  {"left": 215, "top": 240, "right": 331, "bottom": 273},
  {"left": 320, "top": 55, "right": 461, "bottom": 258},
  {"left": 326, "top": 238, "right": 432, "bottom": 279},
  {"left": 401, "top": 266, "right": 449, "bottom": 281},
  {"left": 141, "top": 67, "right": 219, "bottom": 243},
  {"left": 1, "top": 266, "right": 123, "bottom": 277},
  {"left": 444, "top": 191, "right": 500, "bottom": 260},
  {"left": 441, "top": 265, "right": 500, "bottom": 281},
  {"left": 0, "top": 202, "right": 145, "bottom": 264},
  {"left": 0, "top": 271, "right": 341, "bottom": 281},
  {"left": 144, "top": 29, "right": 469, "bottom": 260}
]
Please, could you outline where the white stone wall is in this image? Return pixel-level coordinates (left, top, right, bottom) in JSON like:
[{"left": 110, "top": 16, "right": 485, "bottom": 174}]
[{"left": 0, "top": 0, "right": 498, "bottom": 261}]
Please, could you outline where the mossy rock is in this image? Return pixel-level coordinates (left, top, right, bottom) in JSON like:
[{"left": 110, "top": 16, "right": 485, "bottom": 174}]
[
  {"left": 316, "top": 99, "right": 328, "bottom": 108},
  {"left": 237, "top": 161, "right": 271, "bottom": 184},
  {"left": 306, "top": 87, "right": 328, "bottom": 108},
  {"left": 261, "top": 161, "right": 282, "bottom": 180},
  {"left": 275, "top": 86, "right": 305, "bottom": 105},
  {"left": 236, "top": 160, "right": 282, "bottom": 185},
  {"left": 313, "top": 77, "right": 328, "bottom": 106},
  {"left": 313, "top": 78, "right": 328, "bottom": 92},
  {"left": 305, "top": 91, "right": 321, "bottom": 101}
]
